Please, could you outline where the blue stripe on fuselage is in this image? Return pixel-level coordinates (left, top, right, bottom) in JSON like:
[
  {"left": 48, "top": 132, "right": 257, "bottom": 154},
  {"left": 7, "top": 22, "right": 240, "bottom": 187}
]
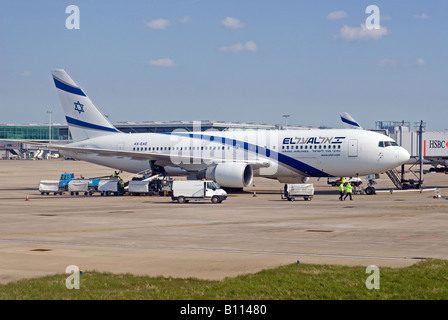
[{"left": 163, "top": 132, "right": 330, "bottom": 177}]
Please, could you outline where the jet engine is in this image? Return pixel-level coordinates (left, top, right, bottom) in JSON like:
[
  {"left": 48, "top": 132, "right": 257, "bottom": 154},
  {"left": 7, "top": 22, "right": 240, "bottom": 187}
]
[{"left": 206, "top": 163, "right": 253, "bottom": 188}]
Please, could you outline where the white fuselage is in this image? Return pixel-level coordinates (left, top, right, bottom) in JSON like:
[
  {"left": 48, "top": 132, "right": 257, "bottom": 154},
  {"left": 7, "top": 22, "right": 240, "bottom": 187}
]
[{"left": 63, "top": 128, "right": 410, "bottom": 182}]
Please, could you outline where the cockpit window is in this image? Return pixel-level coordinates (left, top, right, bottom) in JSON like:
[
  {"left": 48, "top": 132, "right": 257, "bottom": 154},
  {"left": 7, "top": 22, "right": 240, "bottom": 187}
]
[{"left": 379, "top": 141, "right": 399, "bottom": 148}]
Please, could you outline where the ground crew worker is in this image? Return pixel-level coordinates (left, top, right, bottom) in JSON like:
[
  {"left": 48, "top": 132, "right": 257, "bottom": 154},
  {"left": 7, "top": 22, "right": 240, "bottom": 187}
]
[
  {"left": 338, "top": 182, "right": 345, "bottom": 201},
  {"left": 344, "top": 182, "right": 353, "bottom": 201}
]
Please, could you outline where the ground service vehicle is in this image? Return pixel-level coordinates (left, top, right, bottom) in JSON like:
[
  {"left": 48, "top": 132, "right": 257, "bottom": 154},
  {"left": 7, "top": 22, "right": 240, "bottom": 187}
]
[
  {"left": 98, "top": 180, "right": 125, "bottom": 196},
  {"left": 327, "top": 177, "right": 362, "bottom": 187},
  {"left": 171, "top": 180, "right": 227, "bottom": 203},
  {"left": 59, "top": 173, "right": 102, "bottom": 191},
  {"left": 128, "top": 180, "right": 152, "bottom": 196},
  {"left": 68, "top": 180, "right": 92, "bottom": 196},
  {"left": 39, "top": 180, "right": 65, "bottom": 195},
  {"left": 281, "top": 183, "right": 314, "bottom": 201}
]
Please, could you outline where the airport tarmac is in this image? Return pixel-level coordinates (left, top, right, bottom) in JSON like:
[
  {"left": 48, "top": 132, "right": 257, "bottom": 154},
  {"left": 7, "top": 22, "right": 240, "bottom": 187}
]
[{"left": 1, "top": 159, "right": 448, "bottom": 284}]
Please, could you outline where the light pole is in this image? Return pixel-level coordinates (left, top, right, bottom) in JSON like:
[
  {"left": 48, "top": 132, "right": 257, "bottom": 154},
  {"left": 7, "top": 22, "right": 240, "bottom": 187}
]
[
  {"left": 47, "top": 110, "right": 52, "bottom": 143},
  {"left": 282, "top": 114, "right": 290, "bottom": 128}
]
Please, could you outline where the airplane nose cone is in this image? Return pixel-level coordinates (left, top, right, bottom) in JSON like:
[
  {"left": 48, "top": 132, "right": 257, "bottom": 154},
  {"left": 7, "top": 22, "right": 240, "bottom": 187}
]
[{"left": 398, "top": 147, "right": 410, "bottom": 163}]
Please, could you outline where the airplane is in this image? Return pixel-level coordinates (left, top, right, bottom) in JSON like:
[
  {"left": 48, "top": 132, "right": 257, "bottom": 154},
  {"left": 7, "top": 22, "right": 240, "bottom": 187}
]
[{"left": 40, "top": 69, "right": 410, "bottom": 188}]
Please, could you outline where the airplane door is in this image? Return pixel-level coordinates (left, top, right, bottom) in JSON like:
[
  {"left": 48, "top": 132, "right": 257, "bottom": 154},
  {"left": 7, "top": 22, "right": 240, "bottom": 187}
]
[
  {"left": 348, "top": 139, "right": 358, "bottom": 157},
  {"left": 117, "top": 142, "right": 125, "bottom": 151}
]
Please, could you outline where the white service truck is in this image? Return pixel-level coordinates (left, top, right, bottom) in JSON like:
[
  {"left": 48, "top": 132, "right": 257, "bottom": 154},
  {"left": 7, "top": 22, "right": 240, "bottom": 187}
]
[
  {"left": 327, "top": 177, "right": 362, "bottom": 187},
  {"left": 171, "top": 180, "right": 227, "bottom": 203}
]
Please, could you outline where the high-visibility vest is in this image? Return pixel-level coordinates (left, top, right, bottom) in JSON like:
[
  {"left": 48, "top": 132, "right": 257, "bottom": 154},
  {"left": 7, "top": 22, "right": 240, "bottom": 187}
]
[
  {"left": 338, "top": 183, "right": 344, "bottom": 192},
  {"left": 346, "top": 183, "right": 353, "bottom": 193}
]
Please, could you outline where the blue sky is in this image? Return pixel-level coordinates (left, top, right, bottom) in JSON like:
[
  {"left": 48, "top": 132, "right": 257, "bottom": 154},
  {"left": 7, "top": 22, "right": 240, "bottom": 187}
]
[{"left": 1, "top": 0, "right": 447, "bottom": 130}]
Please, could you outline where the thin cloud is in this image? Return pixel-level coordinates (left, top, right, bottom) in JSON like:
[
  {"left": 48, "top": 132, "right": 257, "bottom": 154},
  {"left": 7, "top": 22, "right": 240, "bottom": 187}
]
[
  {"left": 377, "top": 58, "right": 398, "bottom": 68},
  {"left": 417, "top": 58, "right": 426, "bottom": 66},
  {"left": 414, "top": 13, "right": 429, "bottom": 20},
  {"left": 377, "top": 58, "right": 427, "bottom": 68},
  {"left": 219, "top": 41, "right": 257, "bottom": 53},
  {"left": 20, "top": 71, "right": 32, "bottom": 77},
  {"left": 335, "top": 23, "right": 390, "bottom": 41},
  {"left": 145, "top": 18, "right": 171, "bottom": 30},
  {"left": 221, "top": 17, "right": 244, "bottom": 29},
  {"left": 179, "top": 16, "right": 191, "bottom": 23},
  {"left": 148, "top": 58, "right": 177, "bottom": 67},
  {"left": 326, "top": 10, "right": 348, "bottom": 21}
]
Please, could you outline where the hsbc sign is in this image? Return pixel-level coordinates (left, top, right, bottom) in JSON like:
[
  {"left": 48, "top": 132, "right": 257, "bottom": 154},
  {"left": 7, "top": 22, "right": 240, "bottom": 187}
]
[
  {"left": 423, "top": 132, "right": 448, "bottom": 157},
  {"left": 429, "top": 140, "right": 447, "bottom": 149}
]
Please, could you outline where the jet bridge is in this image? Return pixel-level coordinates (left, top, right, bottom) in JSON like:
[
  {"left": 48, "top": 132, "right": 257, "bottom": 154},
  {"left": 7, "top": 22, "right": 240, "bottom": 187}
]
[
  {"left": 393, "top": 127, "right": 448, "bottom": 168},
  {"left": 389, "top": 121, "right": 448, "bottom": 189},
  {"left": 0, "top": 141, "right": 26, "bottom": 159}
]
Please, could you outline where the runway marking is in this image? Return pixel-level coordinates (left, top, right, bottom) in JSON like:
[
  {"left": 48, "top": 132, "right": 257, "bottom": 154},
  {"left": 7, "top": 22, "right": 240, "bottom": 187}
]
[
  {"left": 0, "top": 239, "right": 425, "bottom": 262},
  {"left": 0, "top": 211, "right": 421, "bottom": 236}
]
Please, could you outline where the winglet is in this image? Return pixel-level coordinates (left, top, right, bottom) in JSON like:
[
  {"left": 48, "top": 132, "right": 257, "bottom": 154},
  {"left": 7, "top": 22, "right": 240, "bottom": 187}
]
[{"left": 340, "top": 112, "right": 362, "bottom": 129}]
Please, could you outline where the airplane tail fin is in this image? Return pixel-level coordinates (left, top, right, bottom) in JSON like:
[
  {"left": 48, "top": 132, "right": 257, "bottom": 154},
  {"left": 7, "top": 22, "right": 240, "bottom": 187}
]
[
  {"left": 51, "top": 69, "right": 120, "bottom": 141},
  {"left": 340, "top": 112, "right": 363, "bottom": 130}
]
